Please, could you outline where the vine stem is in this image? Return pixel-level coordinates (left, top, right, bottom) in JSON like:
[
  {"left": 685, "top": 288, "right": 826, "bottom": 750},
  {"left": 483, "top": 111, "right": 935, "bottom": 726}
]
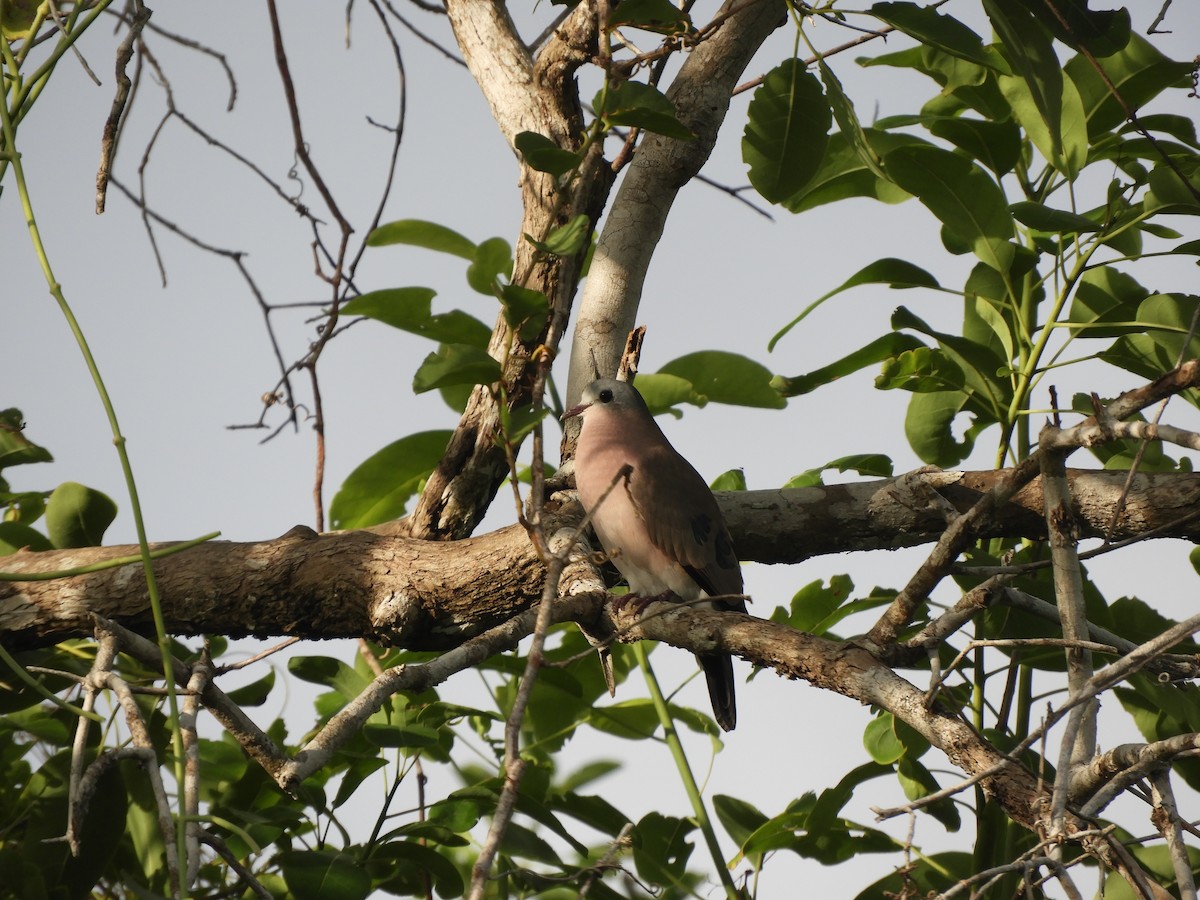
[
  {"left": 1, "top": 32, "right": 191, "bottom": 899},
  {"left": 634, "top": 644, "right": 741, "bottom": 900}
]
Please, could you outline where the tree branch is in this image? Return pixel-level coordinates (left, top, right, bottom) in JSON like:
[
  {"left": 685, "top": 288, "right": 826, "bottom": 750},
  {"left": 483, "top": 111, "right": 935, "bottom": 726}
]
[
  {"left": 7, "top": 468, "right": 1200, "bottom": 648},
  {"left": 403, "top": 1, "right": 609, "bottom": 541},
  {"left": 566, "top": 0, "right": 788, "bottom": 402}
]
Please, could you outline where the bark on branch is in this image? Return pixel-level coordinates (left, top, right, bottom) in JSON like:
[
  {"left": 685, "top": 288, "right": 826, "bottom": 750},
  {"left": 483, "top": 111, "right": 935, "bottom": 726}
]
[{"left": 4, "top": 468, "right": 1200, "bottom": 649}]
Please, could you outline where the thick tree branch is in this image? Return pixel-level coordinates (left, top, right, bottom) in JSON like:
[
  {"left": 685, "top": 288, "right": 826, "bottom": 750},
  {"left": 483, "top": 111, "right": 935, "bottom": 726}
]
[
  {"left": 6, "top": 468, "right": 1200, "bottom": 649},
  {"left": 11, "top": 519, "right": 1197, "bottom": 862}
]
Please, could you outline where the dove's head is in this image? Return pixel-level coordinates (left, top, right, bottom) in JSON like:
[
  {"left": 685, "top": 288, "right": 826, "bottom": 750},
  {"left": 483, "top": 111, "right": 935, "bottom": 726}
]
[{"left": 561, "top": 378, "right": 648, "bottom": 423}]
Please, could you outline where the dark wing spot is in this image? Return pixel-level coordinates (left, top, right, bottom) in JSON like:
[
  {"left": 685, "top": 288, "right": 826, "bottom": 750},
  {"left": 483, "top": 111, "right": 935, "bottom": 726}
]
[
  {"left": 714, "top": 531, "right": 738, "bottom": 570},
  {"left": 691, "top": 513, "right": 713, "bottom": 546}
]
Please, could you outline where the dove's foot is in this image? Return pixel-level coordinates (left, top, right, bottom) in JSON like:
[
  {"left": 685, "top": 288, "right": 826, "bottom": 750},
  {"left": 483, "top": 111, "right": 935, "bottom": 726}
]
[{"left": 612, "top": 590, "right": 678, "bottom": 616}]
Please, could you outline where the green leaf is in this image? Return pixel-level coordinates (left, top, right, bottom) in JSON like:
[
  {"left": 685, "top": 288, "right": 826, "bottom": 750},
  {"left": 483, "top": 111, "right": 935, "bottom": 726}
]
[
  {"left": 1130, "top": 114, "right": 1200, "bottom": 149},
  {"left": 437, "top": 382, "right": 475, "bottom": 415},
  {"left": 1066, "top": 265, "right": 1150, "bottom": 338},
  {"left": 1100, "top": 293, "right": 1200, "bottom": 392},
  {"left": 497, "top": 403, "right": 550, "bottom": 446},
  {"left": 770, "top": 575, "right": 855, "bottom": 635},
  {"left": 1146, "top": 164, "right": 1200, "bottom": 216},
  {"left": 45, "top": 482, "right": 117, "bottom": 549},
  {"left": 863, "top": 45, "right": 987, "bottom": 91},
  {"left": 710, "top": 468, "right": 746, "bottom": 491},
  {"left": 428, "top": 796, "right": 486, "bottom": 833},
  {"left": 367, "top": 219, "right": 476, "bottom": 259},
  {"left": 1066, "top": 33, "right": 1192, "bottom": 138},
  {"left": 556, "top": 793, "right": 636, "bottom": 853},
  {"left": 412, "top": 344, "right": 501, "bottom": 394},
  {"left": 513, "top": 131, "right": 583, "bottom": 176},
  {"left": 1010, "top": 201, "right": 1101, "bottom": 234},
  {"left": 1001, "top": 68, "right": 1088, "bottom": 179},
  {"left": 1112, "top": 595, "right": 1199, "bottom": 651},
  {"left": 278, "top": 850, "right": 371, "bottom": 900},
  {"left": 743, "top": 59, "right": 831, "bottom": 204},
  {"left": 2, "top": 492, "right": 47, "bottom": 529},
  {"left": 935, "top": 67, "right": 1014, "bottom": 123},
  {"left": 783, "top": 454, "right": 894, "bottom": 488},
  {"left": 770, "top": 258, "right": 941, "bottom": 350},
  {"left": 497, "top": 283, "right": 549, "bottom": 341},
  {"left": 863, "top": 713, "right": 904, "bottom": 764},
  {"left": 632, "top": 812, "right": 695, "bottom": 886},
  {"left": 369, "top": 840, "right": 465, "bottom": 899},
  {"left": 466, "top": 237, "right": 513, "bottom": 294},
  {"left": 774, "top": 334, "right": 928, "bottom": 398},
  {"left": 329, "top": 430, "right": 452, "bottom": 528},
  {"left": 732, "top": 795, "right": 813, "bottom": 860},
  {"left": 1, "top": 0, "right": 41, "bottom": 40},
  {"left": 330, "top": 755, "right": 389, "bottom": 809},
  {"left": 606, "top": 0, "right": 690, "bottom": 34},
  {"left": 595, "top": 81, "right": 693, "bottom": 140},
  {"left": 1025, "top": 2, "right": 1130, "bottom": 57},
  {"left": 287, "top": 656, "right": 369, "bottom": 699},
  {"left": 782, "top": 129, "right": 918, "bottom": 213},
  {"left": 987, "top": 0, "right": 1087, "bottom": 179},
  {"left": 890, "top": 305, "right": 1009, "bottom": 405},
  {"left": 5, "top": 707, "right": 72, "bottom": 744},
  {"left": 0, "top": 409, "right": 53, "bottom": 471},
  {"left": 526, "top": 214, "right": 590, "bottom": 256},
  {"left": 713, "top": 795, "right": 769, "bottom": 857},
  {"left": 341, "top": 288, "right": 492, "bottom": 348},
  {"left": 225, "top": 670, "right": 275, "bottom": 707},
  {"left": 588, "top": 699, "right": 661, "bottom": 739},
  {"left": 629, "top": 373, "right": 704, "bottom": 414},
  {"left": 928, "top": 116, "right": 1022, "bottom": 176},
  {"left": 501, "top": 821, "right": 562, "bottom": 865},
  {"left": 905, "top": 390, "right": 978, "bottom": 466},
  {"left": 658, "top": 351, "right": 786, "bottom": 409},
  {"left": 856, "top": 851, "right": 974, "bottom": 898},
  {"left": 557, "top": 760, "right": 621, "bottom": 794},
  {"left": 876, "top": 346, "right": 966, "bottom": 394},
  {"left": 795, "top": 762, "right": 898, "bottom": 863},
  {"left": 871, "top": 3, "right": 997, "bottom": 69},
  {"left": 817, "top": 58, "right": 883, "bottom": 179},
  {"left": 964, "top": 276, "right": 1017, "bottom": 365},
  {"left": 1114, "top": 677, "right": 1200, "bottom": 790},
  {"left": 0, "top": 521, "right": 53, "bottom": 555},
  {"left": 363, "top": 723, "right": 442, "bottom": 749},
  {"left": 883, "top": 144, "right": 1016, "bottom": 273}
]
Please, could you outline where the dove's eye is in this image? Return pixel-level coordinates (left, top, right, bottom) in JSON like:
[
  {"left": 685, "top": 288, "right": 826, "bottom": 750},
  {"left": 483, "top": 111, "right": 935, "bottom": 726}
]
[{"left": 598, "top": 389, "right": 614, "bottom": 403}]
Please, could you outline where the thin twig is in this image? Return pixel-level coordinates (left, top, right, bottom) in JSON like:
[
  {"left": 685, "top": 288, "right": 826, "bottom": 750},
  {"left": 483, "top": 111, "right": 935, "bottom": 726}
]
[{"left": 96, "top": 0, "right": 150, "bottom": 213}]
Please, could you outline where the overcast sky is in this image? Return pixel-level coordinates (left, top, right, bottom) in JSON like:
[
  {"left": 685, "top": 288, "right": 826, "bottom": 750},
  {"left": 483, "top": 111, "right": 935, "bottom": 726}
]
[{"left": 5, "top": 2, "right": 1200, "bottom": 895}]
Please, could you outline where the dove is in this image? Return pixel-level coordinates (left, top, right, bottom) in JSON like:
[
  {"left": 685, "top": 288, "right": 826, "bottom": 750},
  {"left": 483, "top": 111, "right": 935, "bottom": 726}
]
[{"left": 563, "top": 378, "right": 746, "bottom": 731}]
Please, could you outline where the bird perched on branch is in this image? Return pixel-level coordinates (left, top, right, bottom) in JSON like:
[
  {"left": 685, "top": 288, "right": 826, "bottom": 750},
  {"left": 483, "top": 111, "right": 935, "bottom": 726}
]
[{"left": 563, "top": 378, "right": 746, "bottom": 731}]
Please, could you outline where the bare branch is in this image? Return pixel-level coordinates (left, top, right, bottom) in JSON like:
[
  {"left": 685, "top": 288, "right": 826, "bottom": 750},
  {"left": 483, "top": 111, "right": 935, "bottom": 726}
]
[
  {"left": 1148, "top": 770, "right": 1198, "bottom": 900},
  {"left": 1040, "top": 439, "right": 1097, "bottom": 842},
  {"left": 1077, "top": 734, "right": 1200, "bottom": 816}
]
